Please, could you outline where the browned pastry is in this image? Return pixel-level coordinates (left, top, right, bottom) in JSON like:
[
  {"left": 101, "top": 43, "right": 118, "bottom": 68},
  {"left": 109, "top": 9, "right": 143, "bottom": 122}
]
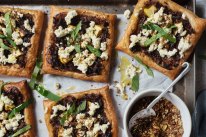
[
  {"left": 0, "top": 80, "right": 36, "bottom": 137},
  {"left": 116, "top": 0, "right": 206, "bottom": 79},
  {"left": 43, "top": 6, "right": 116, "bottom": 82},
  {"left": 0, "top": 7, "right": 44, "bottom": 78},
  {"left": 43, "top": 86, "right": 118, "bottom": 137}
]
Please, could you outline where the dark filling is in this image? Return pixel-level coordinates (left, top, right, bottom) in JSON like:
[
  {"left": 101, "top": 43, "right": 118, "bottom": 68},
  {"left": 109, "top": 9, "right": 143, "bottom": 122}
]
[
  {"left": 48, "top": 13, "right": 109, "bottom": 76},
  {"left": 50, "top": 94, "right": 112, "bottom": 137},
  {"left": 1, "top": 86, "right": 26, "bottom": 137},
  {"left": 129, "top": 96, "right": 183, "bottom": 137},
  {"left": 130, "top": 2, "right": 194, "bottom": 70},
  {"left": 0, "top": 11, "right": 34, "bottom": 67}
]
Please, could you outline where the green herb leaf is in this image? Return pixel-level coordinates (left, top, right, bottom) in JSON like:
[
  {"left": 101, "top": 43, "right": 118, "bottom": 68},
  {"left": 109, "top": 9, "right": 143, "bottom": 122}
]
[
  {"left": 143, "top": 22, "right": 176, "bottom": 44},
  {"left": 8, "top": 99, "right": 32, "bottom": 119},
  {"left": 74, "top": 45, "right": 81, "bottom": 53},
  {"left": 131, "top": 74, "right": 139, "bottom": 91},
  {"left": 72, "top": 21, "right": 82, "bottom": 41},
  {"left": 10, "top": 125, "right": 31, "bottom": 137},
  {"left": 29, "top": 58, "right": 42, "bottom": 89},
  {"left": 60, "top": 103, "right": 76, "bottom": 125},
  {"left": 75, "top": 100, "right": 86, "bottom": 114},
  {"left": 34, "top": 84, "right": 61, "bottom": 102},
  {"left": 0, "top": 39, "right": 10, "bottom": 50},
  {"left": 4, "top": 12, "right": 12, "bottom": 38},
  {"left": 134, "top": 56, "right": 154, "bottom": 77},
  {"left": 87, "top": 45, "right": 101, "bottom": 57},
  {"left": 144, "top": 33, "right": 162, "bottom": 46},
  {"left": 6, "top": 37, "right": 16, "bottom": 48},
  {"left": 0, "top": 34, "right": 6, "bottom": 39}
]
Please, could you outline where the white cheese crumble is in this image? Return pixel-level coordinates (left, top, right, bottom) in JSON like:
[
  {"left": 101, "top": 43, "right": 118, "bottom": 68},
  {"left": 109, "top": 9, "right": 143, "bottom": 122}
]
[
  {"left": 88, "top": 102, "right": 100, "bottom": 116},
  {"left": 65, "top": 10, "right": 78, "bottom": 25},
  {"left": 100, "top": 51, "right": 108, "bottom": 60},
  {"left": 3, "top": 113, "right": 24, "bottom": 130},
  {"left": 76, "top": 113, "right": 85, "bottom": 121},
  {"left": 124, "top": 9, "right": 131, "bottom": 19},
  {"left": 1, "top": 94, "right": 13, "bottom": 106},
  {"left": 54, "top": 26, "right": 73, "bottom": 38},
  {"left": 178, "top": 37, "right": 192, "bottom": 58},
  {"left": 125, "top": 64, "right": 138, "bottom": 78},
  {"left": 182, "top": 13, "right": 186, "bottom": 19},
  {"left": 24, "top": 19, "right": 33, "bottom": 32},
  {"left": 50, "top": 104, "right": 66, "bottom": 119},
  {"left": 147, "top": 7, "right": 164, "bottom": 24},
  {"left": 58, "top": 46, "right": 75, "bottom": 59},
  {"left": 85, "top": 118, "right": 95, "bottom": 129},
  {"left": 62, "top": 127, "right": 73, "bottom": 137},
  {"left": 12, "top": 31, "right": 23, "bottom": 45},
  {"left": 0, "top": 112, "right": 7, "bottom": 120},
  {"left": 23, "top": 42, "right": 31, "bottom": 47},
  {"left": 100, "top": 42, "right": 107, "bottom": 51},
  {"left": 0, "top": 127, "right": 6, "bottom": 137}
]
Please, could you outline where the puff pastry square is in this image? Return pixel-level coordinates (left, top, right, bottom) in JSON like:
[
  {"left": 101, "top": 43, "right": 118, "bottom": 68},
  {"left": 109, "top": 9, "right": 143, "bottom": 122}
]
[
  {"left": 116, "top": 0, "right": 206, "bottom": 79},
  {"left": 0, "top": 80, "right": 36, "bottom": 137},
  {"left": 0, "top": 7, "right": 44, "bottom": 78},
  {"left": 43, "top": 86, "right": 118, "bottom": 137},
  {"left": 43, "top": 6, "right": 116, "bottom": 82}
]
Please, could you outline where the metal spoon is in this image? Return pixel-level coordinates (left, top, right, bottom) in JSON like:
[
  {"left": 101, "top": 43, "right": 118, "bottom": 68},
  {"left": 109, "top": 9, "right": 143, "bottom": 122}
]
[{"left": 129, "top": 62, "right": 191, "bottom": 129}]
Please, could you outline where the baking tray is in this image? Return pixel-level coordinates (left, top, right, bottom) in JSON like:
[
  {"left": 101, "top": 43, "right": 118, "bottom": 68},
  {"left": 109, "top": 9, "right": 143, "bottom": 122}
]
[
  {"left": 0, "top": 0, "right": 196, "bottom": 113},
  {"left": 0, "top": 0, "right": 197, "bottom": 136}
]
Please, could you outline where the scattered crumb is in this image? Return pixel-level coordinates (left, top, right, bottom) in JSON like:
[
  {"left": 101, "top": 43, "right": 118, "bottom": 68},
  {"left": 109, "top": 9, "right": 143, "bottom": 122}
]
[
  {"left": 116, "top": 66, "right": 120, "bottom": 72},
  {"left": 55, "top": 83, "right": 61, "bottom": 90},
  {"left": 39, "top": 119, "right": 42, "bottom": 123},
  {"left": 124, "top": 9, "right": 131, "bottom": 19}
]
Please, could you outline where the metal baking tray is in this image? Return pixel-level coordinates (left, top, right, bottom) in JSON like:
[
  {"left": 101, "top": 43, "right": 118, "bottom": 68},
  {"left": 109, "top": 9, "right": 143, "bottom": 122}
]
[
  {"left": 0, "top": 0, "right": 197, "bottom": 136},
  {"left": 0, "top": 0, "right": 196, "bottom": 113}
]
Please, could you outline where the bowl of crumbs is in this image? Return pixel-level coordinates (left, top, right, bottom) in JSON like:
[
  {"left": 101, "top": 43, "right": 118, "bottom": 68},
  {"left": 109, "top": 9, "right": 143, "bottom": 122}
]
[{"left": 123, "top": 89, "right": 192, "bottom": 137}]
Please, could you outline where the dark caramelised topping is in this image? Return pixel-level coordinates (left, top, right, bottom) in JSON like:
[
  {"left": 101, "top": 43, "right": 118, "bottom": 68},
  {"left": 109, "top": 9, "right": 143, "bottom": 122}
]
[
  {"left": 0, "top": 86, "right": 26, "bottom": 137},
  {"left": 0, "top": 11, "right": 35, "bottom": 68},
  {"left": 129, "top": 2, "right": 194, "bottom": 70},
  {"left": 48, "top": 11, "right": 109, "bottom": 76},
  {"left": 129, "top": 97, "right": 183, "bottom": 137},
  {"left": 49, "top": 94, "right": 112, "bottom": 137}
]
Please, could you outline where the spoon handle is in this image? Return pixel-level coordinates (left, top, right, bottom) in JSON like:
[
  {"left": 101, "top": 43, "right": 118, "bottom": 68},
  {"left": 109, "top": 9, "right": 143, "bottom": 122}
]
[{"left": 147, "top": 62, "right": 191, "bottom": 110}]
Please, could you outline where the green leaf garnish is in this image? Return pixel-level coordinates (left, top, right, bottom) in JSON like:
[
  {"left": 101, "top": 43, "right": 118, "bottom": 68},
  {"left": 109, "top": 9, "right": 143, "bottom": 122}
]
[
  {"left": 0, "top": 34, "right": 6, "bottom": 39},
  {"left": 87, "top": 45, "right": 101, "bottom": 57},
  {"left": 74, "top": 45, "right": 81, "bottom": 53},
  {"left": 60, "top": 103, "right": 76, "bottom": 125},
  {"left": 60, "top": 101, "right": 87, "bottom": 125},
  {"left": 134, "top": 56, "right": 154, "bottom": 77},
  {"left": 75, "top": 100, "right": 86, "bottom": 114},
  {"left": 8, "top": 99, "right": 32, "bottom": 119},
  {"left": 131, "top": 74, "right": 139, "bottom": 91},
  {"left": 71, "top": 21, "right": 82, "bottom": 41},
  {"left": 143, "top": 22, "right": 176, "bottom": 45},
  {"left": 144, "top": 33, "right": 162, "bottom": 47},
  {"left": 34, "top": 84, "right": 61, "bottom": 102},
  {"left": 4, "top": 12, "right": 12, "bottom": 38},
  {"left": 29, "top": 58, "right": 42, "bottom": 89},
  {"left": 6, "top": 37, "right": 16, "bottom": 48},
  {"left": 0, "top": 39, "right": 10, "bottom": 50},
  {"left": 10, "top": 125, "right": 31, "bottom": 137}
]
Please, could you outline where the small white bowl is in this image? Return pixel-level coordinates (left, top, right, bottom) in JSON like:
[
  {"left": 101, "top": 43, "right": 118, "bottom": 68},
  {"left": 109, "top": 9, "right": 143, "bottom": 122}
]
[{"left": 123, "top": 89, "right": 192, "bottom": 137}]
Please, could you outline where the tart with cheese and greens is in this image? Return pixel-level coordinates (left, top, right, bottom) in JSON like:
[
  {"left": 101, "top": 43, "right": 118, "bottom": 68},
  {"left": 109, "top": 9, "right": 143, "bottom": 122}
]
[
  {"left": 43, "top": 86, "right": 118, "bottom": 137},
  {"left": 116, "top": 0, "right": 206, "bottom": 79},
  {"left": 0, "top": 80, "right": 35, "bottom": 137},
  {"left": 43, "top": 6, "right": 116, "bottom": 82},
  {"left": 0, "top": 7, "right": 44, "bottom": 78}
]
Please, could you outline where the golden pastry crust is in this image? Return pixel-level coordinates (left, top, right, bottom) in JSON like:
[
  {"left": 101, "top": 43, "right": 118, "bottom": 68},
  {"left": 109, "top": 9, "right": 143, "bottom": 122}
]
[
  {"left": 43, "top": 86, "right": 118, "bottom": 137},
  {"left": 3, "top": 80, "right": 36, "bottom": 137},
  {"left": 42, "top": 6, "right": 116, "bottom": 82},
  {"left": 0, "top": 7, "right": 44, "bottom": 78},
  {"left": 116, "top": 0, "right": 206, "bottom": 79}
]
